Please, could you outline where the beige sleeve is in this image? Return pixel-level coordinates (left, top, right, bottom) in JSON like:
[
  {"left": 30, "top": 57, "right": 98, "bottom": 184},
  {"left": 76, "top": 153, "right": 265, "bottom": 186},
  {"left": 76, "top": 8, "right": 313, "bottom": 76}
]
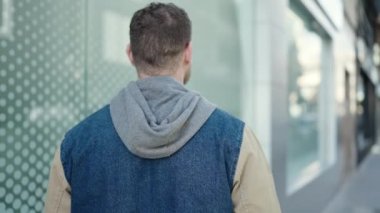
[
  {"left": 44, "top": 146, "right": 71, "bottom": 213},
  {"left": 232, "top": 126, "right": 281, "bottom": 213}
]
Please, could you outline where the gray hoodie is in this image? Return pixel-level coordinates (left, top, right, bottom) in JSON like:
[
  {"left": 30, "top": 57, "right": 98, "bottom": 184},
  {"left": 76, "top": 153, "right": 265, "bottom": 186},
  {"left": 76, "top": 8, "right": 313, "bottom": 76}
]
[{"left": 109, "top": 76, "right": 216, "bottom": 159}]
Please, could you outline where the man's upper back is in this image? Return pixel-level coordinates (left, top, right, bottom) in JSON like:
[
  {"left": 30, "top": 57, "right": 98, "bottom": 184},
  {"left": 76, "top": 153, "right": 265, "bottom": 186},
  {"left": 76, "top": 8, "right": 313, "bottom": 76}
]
[{"left": 60, "top": 104, "right": 244, "bottom": 212}]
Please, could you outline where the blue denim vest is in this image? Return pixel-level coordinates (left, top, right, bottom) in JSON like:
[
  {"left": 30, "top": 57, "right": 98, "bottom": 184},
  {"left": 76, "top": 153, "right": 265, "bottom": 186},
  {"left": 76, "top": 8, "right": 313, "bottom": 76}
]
[{"left": 61, "top": 105, "right": 245, "bottom": 213}]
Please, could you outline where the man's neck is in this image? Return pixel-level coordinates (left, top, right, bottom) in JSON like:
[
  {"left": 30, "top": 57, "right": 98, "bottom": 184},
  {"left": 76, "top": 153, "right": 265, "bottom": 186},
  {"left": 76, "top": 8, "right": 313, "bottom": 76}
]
[{"left": 138, "top": 70, "right": 185, "bottom": 84}]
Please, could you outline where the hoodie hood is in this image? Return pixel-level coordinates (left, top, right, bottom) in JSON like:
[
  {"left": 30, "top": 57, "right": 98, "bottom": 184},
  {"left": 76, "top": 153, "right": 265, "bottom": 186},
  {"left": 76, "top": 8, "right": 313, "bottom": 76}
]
[{"left": 109, "top": 76, "right": 216, "bottom": 159}]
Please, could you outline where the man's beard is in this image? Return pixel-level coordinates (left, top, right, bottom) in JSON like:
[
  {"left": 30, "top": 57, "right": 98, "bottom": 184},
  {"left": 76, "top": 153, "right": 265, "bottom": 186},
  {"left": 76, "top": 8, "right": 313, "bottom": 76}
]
[{"left": 184, "top": 67, "right": 191, "bottom": 85}]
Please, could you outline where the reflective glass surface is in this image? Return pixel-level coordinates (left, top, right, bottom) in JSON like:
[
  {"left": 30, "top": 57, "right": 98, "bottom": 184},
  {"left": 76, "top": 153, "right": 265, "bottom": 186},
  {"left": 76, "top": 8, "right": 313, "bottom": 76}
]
[
  {"left": 0, "top": 1, "right": 86, "bottom": 211},
  {"left": 287, "top": 7, "right": 326, "bottom": 190}
]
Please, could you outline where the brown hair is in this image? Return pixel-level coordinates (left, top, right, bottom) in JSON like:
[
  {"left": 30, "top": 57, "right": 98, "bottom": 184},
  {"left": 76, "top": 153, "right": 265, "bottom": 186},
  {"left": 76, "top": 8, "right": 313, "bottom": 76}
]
[{"left": 129, "top": 3, "right": 192, "bottom": 73}]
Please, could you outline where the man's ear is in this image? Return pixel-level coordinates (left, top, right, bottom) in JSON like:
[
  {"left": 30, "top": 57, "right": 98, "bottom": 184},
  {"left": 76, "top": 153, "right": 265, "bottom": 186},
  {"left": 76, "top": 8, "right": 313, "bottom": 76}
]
[
  {"left": 126, "top": 44, "right": 135, "bottom": 65},
  {"left": 184, "top": 42, "right": 192, "bottom": 64}
]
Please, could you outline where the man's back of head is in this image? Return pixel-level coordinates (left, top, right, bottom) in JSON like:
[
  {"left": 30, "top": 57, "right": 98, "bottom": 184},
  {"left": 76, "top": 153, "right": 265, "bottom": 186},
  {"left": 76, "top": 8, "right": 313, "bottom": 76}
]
[{"left": 129, "top": 3, "right": 191, "bottom": 75}]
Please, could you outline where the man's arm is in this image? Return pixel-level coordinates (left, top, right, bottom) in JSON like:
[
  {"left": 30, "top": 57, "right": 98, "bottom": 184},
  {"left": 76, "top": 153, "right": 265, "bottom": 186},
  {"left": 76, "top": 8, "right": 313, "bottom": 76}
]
[
  {"left": 232, "top": 126, "right": 281, "bottom": 213},
  {"left": 44, "top": 146, "right": 71, "bottom": 213}
]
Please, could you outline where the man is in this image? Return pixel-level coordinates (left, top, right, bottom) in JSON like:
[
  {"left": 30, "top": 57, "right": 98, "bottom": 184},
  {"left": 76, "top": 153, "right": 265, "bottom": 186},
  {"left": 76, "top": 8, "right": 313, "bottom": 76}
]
[{"left": 44, "top": 2, "right": 281, "bottom": 212}]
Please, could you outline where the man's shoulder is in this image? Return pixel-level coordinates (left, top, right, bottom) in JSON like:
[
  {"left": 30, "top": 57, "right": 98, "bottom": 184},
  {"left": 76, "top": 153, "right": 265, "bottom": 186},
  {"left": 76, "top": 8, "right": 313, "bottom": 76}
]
[
  {"left": 204, "top": 108, "right": 245, "bottom": 142},
  {"left": 60, "top": 105, "right": 114, "bottom": 169},
  {"left": 208, "top": 108, "right": 245, "bottom": 127},
  {"left": 206, "top": 108, "right": 246, "bottom": 187},
  {"left": 62, "top": 104, "right": 112, "bottom": 145}
]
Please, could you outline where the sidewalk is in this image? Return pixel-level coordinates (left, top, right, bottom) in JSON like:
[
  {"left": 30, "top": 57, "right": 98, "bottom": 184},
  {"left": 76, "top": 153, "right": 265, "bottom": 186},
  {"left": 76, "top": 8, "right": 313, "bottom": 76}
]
[{"left": 323, "top": 145, "right": 380, "bottom": 213}]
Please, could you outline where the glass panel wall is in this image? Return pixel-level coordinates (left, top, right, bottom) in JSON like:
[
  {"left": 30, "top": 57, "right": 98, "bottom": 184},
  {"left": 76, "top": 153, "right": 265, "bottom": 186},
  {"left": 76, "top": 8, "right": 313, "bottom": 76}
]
[
  {"left": 0, "top": 0, "right": 86, "bottom": 212},
  {"left": 86, "top": 0, "right": 137, "bottom": 112}
]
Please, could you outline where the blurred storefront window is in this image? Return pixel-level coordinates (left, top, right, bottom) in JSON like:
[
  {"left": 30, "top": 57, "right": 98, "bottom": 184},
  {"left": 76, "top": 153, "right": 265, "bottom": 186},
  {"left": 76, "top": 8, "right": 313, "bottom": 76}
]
[{"left": 287, "top": 6, "right": 334, "bottom": 192}]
